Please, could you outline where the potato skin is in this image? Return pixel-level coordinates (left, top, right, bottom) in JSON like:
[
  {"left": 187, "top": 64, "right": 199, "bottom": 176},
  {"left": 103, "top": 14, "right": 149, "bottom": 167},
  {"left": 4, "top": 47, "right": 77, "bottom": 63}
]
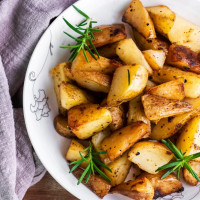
[
  {"left": 72, "top": 167, "right": 111, "bottom": 198},
  {"left": 68, "top": 104, "right": 112, "bottom": 139},
  {"left": 122, "top": 0, "right": 156, "bottom": 39},
  {"left": 111, "top": 177, "right": 154, "bottom": 200},
  {"left": 91, "top": 24, "right": 127, "bottom": 48},
  {"left": 102, "top": 122, "right": 149, "bottom": 161},
  {"left": 97, "top": 42, "right": 119, "bottom": 58},
  {"left": 166, "top": 44, "right": 200, "bottom": 74}
]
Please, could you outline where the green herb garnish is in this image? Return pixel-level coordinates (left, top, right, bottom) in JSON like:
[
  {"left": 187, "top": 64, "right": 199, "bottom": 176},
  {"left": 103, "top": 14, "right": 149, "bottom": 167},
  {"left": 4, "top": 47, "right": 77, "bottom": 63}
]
[
  {"left": 128, "top": 69, "right": 130, "bottom": 85},
  {"left": 60, "top": 5, "right": 101, "bottom": 62},
  {"left": 69, "top": 142, "right": 112, "bottom": 185},
  {"left": 156, "top": 139, "right": 200, "bottom": 181}
]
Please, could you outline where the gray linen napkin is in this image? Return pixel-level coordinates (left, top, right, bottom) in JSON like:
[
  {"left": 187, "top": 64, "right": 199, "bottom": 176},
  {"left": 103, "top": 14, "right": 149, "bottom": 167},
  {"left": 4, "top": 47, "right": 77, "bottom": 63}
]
[{"left": 0, "top": 0, "right": 76, "bottom": 199}]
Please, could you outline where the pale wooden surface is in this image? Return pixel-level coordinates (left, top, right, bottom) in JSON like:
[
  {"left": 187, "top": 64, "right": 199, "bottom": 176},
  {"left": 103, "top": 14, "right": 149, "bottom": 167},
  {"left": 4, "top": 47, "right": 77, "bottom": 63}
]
[{"left": 23, "top": 172, "right": 78, "bottom": 200}]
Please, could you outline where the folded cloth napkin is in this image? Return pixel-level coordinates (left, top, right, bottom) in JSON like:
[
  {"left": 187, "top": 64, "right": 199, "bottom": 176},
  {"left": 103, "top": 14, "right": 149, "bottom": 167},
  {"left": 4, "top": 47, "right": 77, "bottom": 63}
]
[{"left": 0, "top": 0, "right": 76, "bottom": 199}]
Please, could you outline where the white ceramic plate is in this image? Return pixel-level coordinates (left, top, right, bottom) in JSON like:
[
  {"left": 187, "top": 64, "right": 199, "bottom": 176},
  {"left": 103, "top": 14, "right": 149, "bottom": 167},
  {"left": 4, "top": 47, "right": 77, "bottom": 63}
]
[{"left": 23, "top": 0, "right": 200, "bottom": 199}]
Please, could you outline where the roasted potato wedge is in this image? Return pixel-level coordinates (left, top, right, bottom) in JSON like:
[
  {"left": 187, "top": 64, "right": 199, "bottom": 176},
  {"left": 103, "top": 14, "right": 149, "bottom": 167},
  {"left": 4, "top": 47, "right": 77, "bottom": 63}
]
[
  {"left": 139, "top": 171, "right": 183, "bottom": 199},
  {"left": 152, "top": 65, "right": 200, "bottom": 98},
  {"left": 133, "top": 29, "right": 169, "bottom": 54},
  {"left": 116, "top": 39, "right": 152, "bottom": 74},
  {"left": 142, "top": 94, "right": 193, "bottom": 121},
  {"left": 71, "top": 50, "right": 122, "bottom": 74},
  {"left": 166, "top": 44, "right": 200, "bottom": 74},
  {"left": 168, "top": 16, "right": 200, "bottom": 53},
  {"left": 146, "top": 79, "right": 185, "bottom": 100},
  {"left": 107, "top": 65, "right": 148, "bottom": 106},
  {"left": 72, "top": 167, "right": 111, "bottom": 198},
  {"left": 111, "top": 177, "right": 154, "bottom": 200},
  {"left": 54, "top": 114, "right": 75, "bottom": 138},
  {"left": 151, "top": 97, "right": 200, "bottom": 140},
  {"left": 97, "top": 42, "right": 119, "bottom": 58},
  {"left": 145, "top": 80, "right": 157, "bottom": 91},
  {"left": 91, "top": 24, "right": 127, "bottom": 48},
  {"left": 122, "top": 0, "right": 156, "bottom": 39},
  {"left": 102, "top": 122, "right": 149, "bottom": 161},
  {"left": 103, "top": 152, "right": 131, "bottom": 186},
  {"left": 68, "top": 104, "right": 112, "bottom": 139},
  {"left": 183, "top": 161, "right": 200, "bottom": 186},
  {"left": 128, "top": 141, "right": 173, "bottom": 174},
  {"left": 91, "top": 129, "right": 111, "bottom": 165},
  {"left": 146, "top": 5, "right": 176, "bottom": 37},
  {"left": 176, "top": 116, "right": 200, "bottom": 161},
  {"left": 142, "top": 49, "right": 166, "bottom": 70}
]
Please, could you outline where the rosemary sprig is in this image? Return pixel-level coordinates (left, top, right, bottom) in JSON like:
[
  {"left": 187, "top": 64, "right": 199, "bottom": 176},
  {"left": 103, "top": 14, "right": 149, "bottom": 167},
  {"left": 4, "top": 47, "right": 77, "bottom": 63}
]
[
  {"left": 69, "top": 142, "right": 112, "bottom": 185},
  {"left": 127, "top": 69, "right": 130, "bottom": 86},
  {"left": 61, "top": 5, "right": 101, "bottom": 62},
  {"left": 156, "top": 139, "right": 200, "bottom": 181}
]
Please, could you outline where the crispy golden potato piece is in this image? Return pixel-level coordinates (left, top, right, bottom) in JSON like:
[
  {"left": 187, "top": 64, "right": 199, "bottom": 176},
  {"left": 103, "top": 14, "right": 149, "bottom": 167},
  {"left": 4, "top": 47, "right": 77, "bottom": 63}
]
[
  {"left": 66, "top": 139, "right": 88, "bottom": 168},
  {"left": 146, "top": 5, "right": 176, "bottom": 37},
  {"left": 166, "top": 44, "right": 200, "bottom": 74},
  {"left": 71, "top": 50, "right": 122, "bottom": 74},
  {"left": 107, "top": 65, "right": 148, "bottom": 106},
  {"left": 72, "top": 167, "right": 111, "bottom": 198},
  {"left": 68, "top": 104, "right": 112, "bottom": 139},
  {"left": 139, "top": 171, "right": 183, "bottom": 199},
  {"left": 116, "top": 39, "right": 152, "bottom": 74},
  {"left": 128, "top": 141, "right": 173, "bottom": 174},
  {"left": 145, "top": 80, "right": 157, "bottom": 91},
  {"left": 97, "top": 42, "right": 119, "bottom": 58},
  {"left": 91, "top": 129, "right": 111, "bottom": 165},
  {"left": 101, "top": 99, "right": 125, "bottom": 131},
  {"left": 50, "top": 62, "right": 71, "bottom": 115},
  {"left": 146, "top": 79, "right": 185, "bottom": 100},
  {"left": 176, "top": 116, "right": 200, "bottom": 161},
  {"left": 128, "top": 95, "right": 150, "bottom": 126},
  {"left": 152, "top": 66, "right": 200, "bottom": 98},
  {"left": 122, "top": 0, "right": 156, "bottom": 39},
  {"left": 91, "top": 24, "right": 127, "bottom": 48},
  {"left": 111, "top": 177, "right": 154, "bottom": 200},
  {"left": 133, "top": 29, "right": 169, "bottom": 54},
  {"left": 151, "top": 97, "right": 200, "bottom": 140},
  {"left": 102, "top": 122, "right": 149, "bottom": 161},
  {"left": 54, "top": 114, "right": 75, "bottom": 138},
  {"left": 142, "top": 50, "right": 166, "bottom": 70},
  {"left": 65, "top": 69, "right": 112, "bottom": 93},
  {"left": 103, "top": 152, "right": 131, "bottom": 186},
  {"left": 142, "top": 94, "right": 193, "bottom": 121},
  {"left": 168, "top": 16, "right": 200, "bottom": 53},
  {"left": 183, "top": 161, "right": 200, "bottom": 186}
]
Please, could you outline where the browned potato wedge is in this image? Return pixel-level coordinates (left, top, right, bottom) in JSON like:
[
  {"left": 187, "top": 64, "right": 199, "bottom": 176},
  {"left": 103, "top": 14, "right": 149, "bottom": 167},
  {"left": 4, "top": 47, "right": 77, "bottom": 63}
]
[
  {"left": 142, "top": 50, "right": 166, "bottom": 70},
  {"left": 54, "top": 114, "right": 75, "bottom": 138},
  {"left": 139, "top": 171, "right": 183, "bottom": 199},
  {"left": 152, "top": 66, "right": 200, "bottom": 98},
  {"left": 151, "top": 97, "right": 200, "bottom": 140},
  {"left": 146, "top": 79, "right": 185, "bottom": 100},
  {"left": 146, "top": 5, "right": 176, "bottom": 37},
  {"left": 176, "top": 116, "right": 200, "bottom": 161},
  {"left": 72, "top": 167, "right": 111, "bottom": 198},
  {"left": 97, "top": 42, "right": 119, "bottom": 58},
  {"left": 128, "top": 95, "right": 150, "bottom": 126},
  {"left": 71, "top": 50, "right": 122, "bottom": 74},
  {"left": 50, "top": 62, "right": 71, "bottom": 115},
  {"left": 107, "top": 65, "right": 148, "bottom": 106},
  {"left": 166, "top": 44, "right": 200, "bottom": 74},
  {"left": 133, "top": 29, "right": 169, "bottom": 54},
  {"left": 145, "top": 80, "right": 157, "bottom": 91},
  {"left": 183, "top": 161, "right": 200, "bottom": 186},
  {"left": 68, "top": 104, "right": 112, "bottom": 139},
  {"left": 122, "top": 0, "right": 156, "bottom": 39},
  {"left": 102, "top": 122, "right": 149, "bottom": 161},
  {"left": 142, "top": 94, "right": 193, "bottom": 121},
  {"left": 116, "top": 39, "right": 152, "bottom": 74},
  {"left": 66, "top": 139, "right": 88, "bottom": 168},
  {"left": 103, "top": 152, "right": 131, "bottom": 186},
  {"left": 168, "top": 16, "right": 200, "bottom": 53},
  {"left": 111, "top": 177, "right": 154, "bottom": 200},
  {"left": 128, "top": 141, "right": 173, "bottom": 174},
  {"left": 91, "top": 129, "right": 111, "bottom": 165},
  {"left": 91, "top": 24, "right": 127, "bottom": 48}
]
